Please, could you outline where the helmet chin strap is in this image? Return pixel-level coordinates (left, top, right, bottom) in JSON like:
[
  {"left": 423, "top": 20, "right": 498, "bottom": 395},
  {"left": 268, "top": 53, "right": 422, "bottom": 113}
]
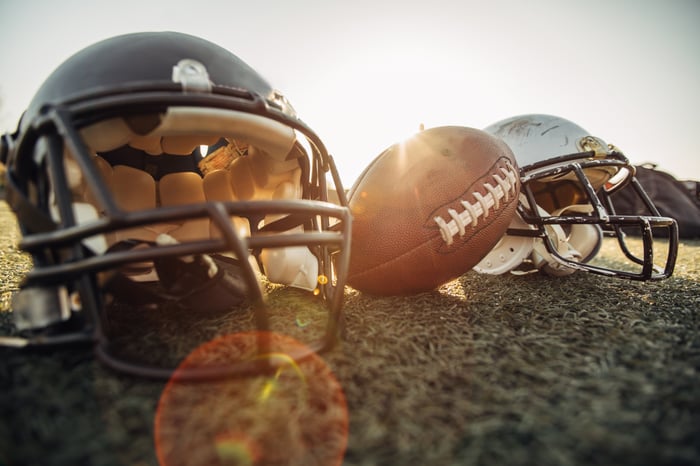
[
  {"left": 531, "top": 204, "right": 603, "bottom": 276},
  {"left": 530, "top": 218, "right": 580, "bottom": 277},
  {"left": 474, "top": 196, "right": 605, "bottom": 277},
  {"left": 473, "top": 210, "right": 535, "bottom": 275}
]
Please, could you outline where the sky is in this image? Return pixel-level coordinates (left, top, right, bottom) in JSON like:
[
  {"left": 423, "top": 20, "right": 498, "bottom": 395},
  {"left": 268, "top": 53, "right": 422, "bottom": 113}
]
[{"left": 1, "top": 0, "right": 698, "bottom": 187}]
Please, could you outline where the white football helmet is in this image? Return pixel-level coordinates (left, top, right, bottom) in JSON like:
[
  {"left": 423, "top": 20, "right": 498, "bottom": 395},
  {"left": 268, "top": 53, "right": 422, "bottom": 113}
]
[{"left": 475, "top": 114, "right": 678, "bottom": 280}]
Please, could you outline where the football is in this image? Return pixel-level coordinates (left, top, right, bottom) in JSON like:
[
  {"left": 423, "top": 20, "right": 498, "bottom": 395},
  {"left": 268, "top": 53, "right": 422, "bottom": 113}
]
[{"left": 346, "top": 126, "right": 520, "bottom": 295}]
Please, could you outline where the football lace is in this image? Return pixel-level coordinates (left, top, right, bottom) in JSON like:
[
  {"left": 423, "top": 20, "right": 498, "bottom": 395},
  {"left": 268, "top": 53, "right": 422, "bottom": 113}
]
[{"left": 434, "top": 162, "right": 519, "bottom": 246}]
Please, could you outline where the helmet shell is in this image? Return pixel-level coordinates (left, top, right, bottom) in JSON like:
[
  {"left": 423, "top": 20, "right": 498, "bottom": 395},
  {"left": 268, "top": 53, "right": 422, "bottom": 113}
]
[
  {"left": 23, "top": 31, "right": 282, "bottom": 130},
  {"left": 483, "top": 114, "right": 606, "bottom": 169}
]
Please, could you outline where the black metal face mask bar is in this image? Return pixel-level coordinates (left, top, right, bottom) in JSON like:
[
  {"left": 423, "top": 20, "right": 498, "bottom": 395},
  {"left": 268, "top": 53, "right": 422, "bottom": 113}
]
[
  {"left": 516, "top": 151, "right": 678, "bottom": 280},
  {"left": 1, "top": 93, "right": 353, "bottom": 381}
]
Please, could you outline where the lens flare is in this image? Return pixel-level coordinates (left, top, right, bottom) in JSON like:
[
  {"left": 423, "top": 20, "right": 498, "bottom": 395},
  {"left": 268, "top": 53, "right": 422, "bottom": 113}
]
[
  {"left": 253, "top": 352, "right": 307, "bottom": 404},
  {"left": 155, "top": 331, "right": 348, "bottom": 466},
  {"left": 214, "top": 432, "right": 260, "bottom": 466}
]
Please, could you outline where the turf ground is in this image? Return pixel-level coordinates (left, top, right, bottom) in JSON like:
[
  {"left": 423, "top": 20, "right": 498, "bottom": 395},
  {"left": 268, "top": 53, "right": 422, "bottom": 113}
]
[{"left": 1, "top": 200, "right": 699, "bottom": 466}]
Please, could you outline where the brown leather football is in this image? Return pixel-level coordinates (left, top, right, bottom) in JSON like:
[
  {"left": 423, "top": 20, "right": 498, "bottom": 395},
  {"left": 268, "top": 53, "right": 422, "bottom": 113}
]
[{"left": 346, "top": 126, "right": 520, "bottom": 295}]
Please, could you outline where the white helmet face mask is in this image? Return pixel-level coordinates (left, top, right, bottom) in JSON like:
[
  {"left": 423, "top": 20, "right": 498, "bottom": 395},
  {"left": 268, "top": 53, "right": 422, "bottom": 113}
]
[{"left": 475, "top": 114, "right": 678, "bottom": 280}]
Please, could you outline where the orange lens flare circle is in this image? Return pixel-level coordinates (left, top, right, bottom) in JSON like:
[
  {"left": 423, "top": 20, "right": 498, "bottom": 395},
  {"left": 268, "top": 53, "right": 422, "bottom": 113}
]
[{"left": 155, "top": 331, "right": 348, "bottom": 466}]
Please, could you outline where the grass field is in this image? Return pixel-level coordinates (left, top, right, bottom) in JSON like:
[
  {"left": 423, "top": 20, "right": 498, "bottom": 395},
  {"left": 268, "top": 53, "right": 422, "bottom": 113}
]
[{"left": 1, "top": 200, "right": 699, "bottom": 466}]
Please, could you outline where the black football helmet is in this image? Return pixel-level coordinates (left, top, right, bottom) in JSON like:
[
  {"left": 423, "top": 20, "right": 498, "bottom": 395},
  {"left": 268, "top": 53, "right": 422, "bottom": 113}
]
[
  {"left": 0, "top": 32, "right": 352, "bottom": 378},
  {"left": 474, "top": 114, "right": 678, "bottom": 280}
]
